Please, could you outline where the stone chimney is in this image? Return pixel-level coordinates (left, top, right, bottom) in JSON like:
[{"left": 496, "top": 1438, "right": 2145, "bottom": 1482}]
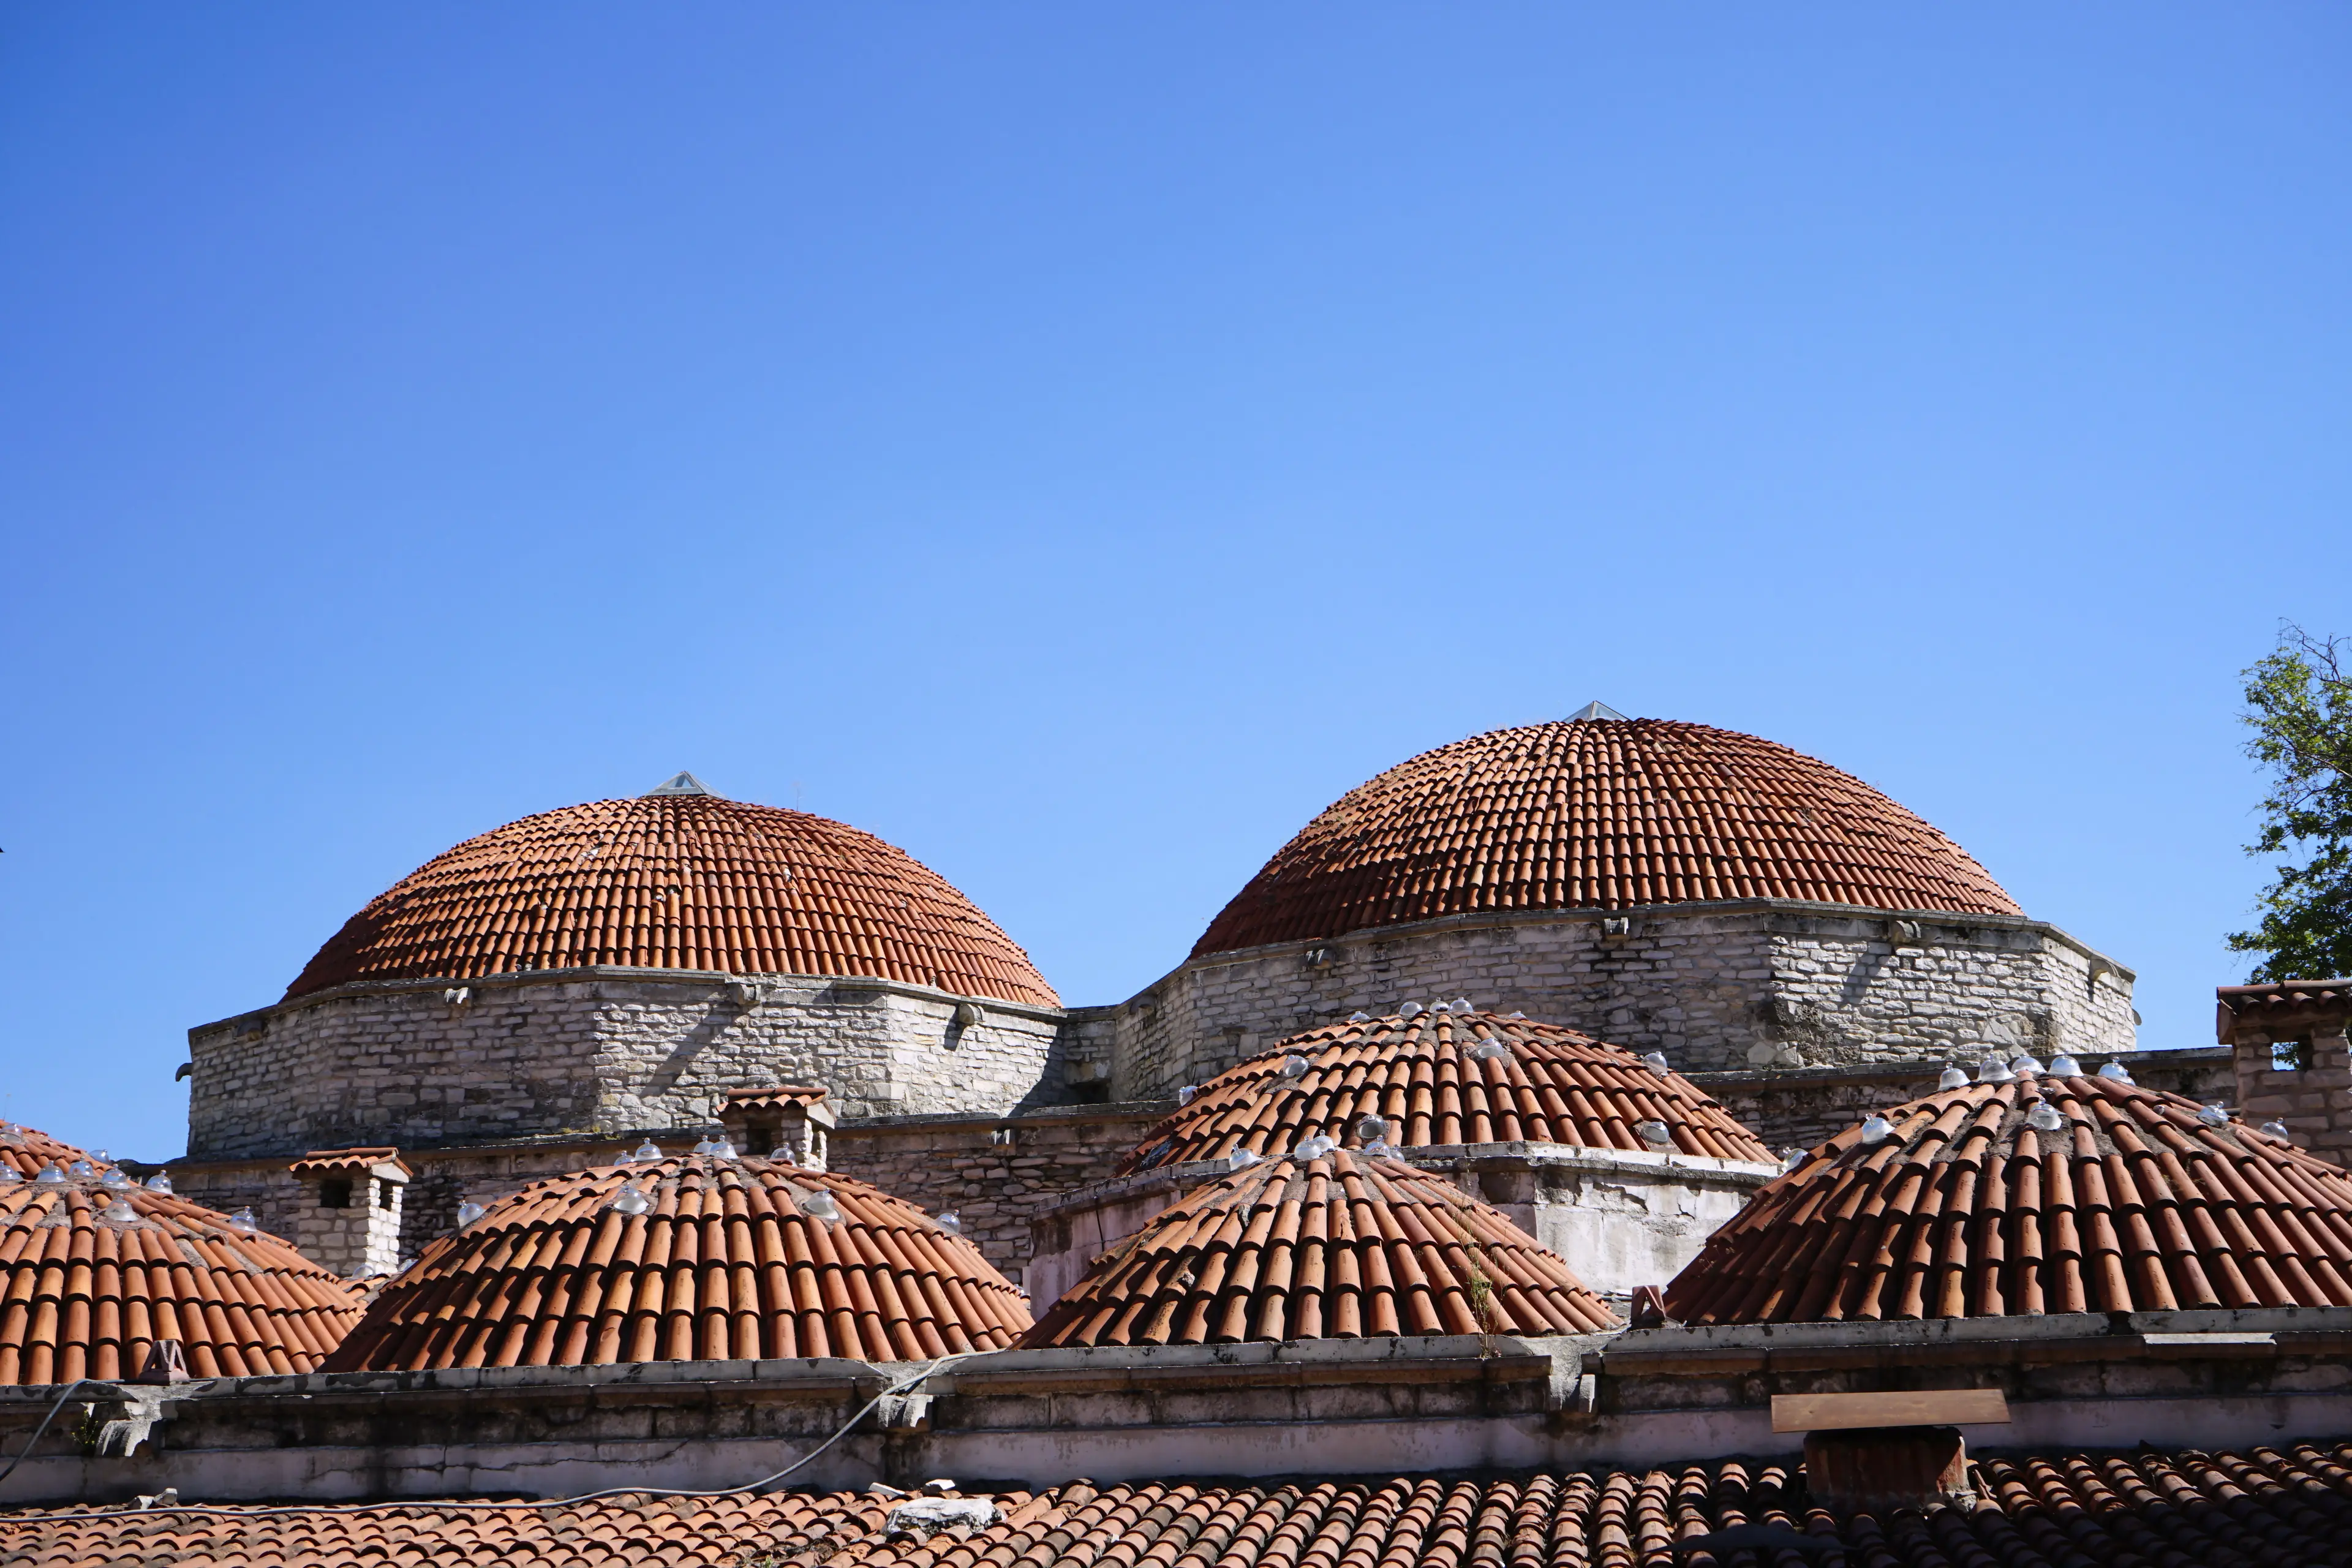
[
  {"left": 716, "top": 1086, "right": 835, "bottom": 1172},
  {"left": 286, "top": 1148, "right": 410, "bottom": 1277},
  {"left": 2220, "top": 979, "right": 2352, "bottom": 1169}
]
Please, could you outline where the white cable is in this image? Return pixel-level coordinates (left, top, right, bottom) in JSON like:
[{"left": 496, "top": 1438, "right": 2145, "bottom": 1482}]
[{"left": 0, "top": 1352, "right": 982, "bottom": 1523}]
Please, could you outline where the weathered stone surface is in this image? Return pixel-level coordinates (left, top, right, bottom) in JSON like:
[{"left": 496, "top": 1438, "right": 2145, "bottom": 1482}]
[
  {"left": 1101, "top": 901, "right": 2138, "bottom": 1100},
  {"left": 187, "top": 968, "right": 1070, "bottom": 1160}
]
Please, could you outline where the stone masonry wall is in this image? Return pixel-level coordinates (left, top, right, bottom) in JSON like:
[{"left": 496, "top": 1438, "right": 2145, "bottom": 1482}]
[
  {"left": 1108, "top": 902, "right": 2138, "bottom": 1099},
  {"left": 173, "top": 1104, "right": 1169, "bottom": 1286},
  {"left": 186, "top": 967, "right": 1068, "bottom": 1161},
  {"left": 826, "top": 1103, "right": 1169, "bottom": 1288}
]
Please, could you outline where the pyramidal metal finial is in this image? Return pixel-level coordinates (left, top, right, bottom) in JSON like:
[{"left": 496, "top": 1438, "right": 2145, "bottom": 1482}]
[
  {"left": 1567, "top": 701, "right": 1627, "bottom": 722},
  {"left": 645, "top": 772, "right": 715, "bottom": 797}
]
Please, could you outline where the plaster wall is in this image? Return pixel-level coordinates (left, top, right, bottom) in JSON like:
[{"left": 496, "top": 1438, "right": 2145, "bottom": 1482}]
[{"left": 1109, "top": 902, "right": 2137, "bottom": 1099}]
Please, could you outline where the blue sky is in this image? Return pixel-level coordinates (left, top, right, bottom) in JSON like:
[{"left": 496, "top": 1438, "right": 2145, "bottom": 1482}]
[{"left": 3, "top": 6, "right": 2346, "bottom": 1161}]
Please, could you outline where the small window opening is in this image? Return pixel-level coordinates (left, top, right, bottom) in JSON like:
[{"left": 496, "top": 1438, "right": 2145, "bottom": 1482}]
[
  {"left": 376, "top": 1180, "right": 397, "bottom": 1210},
  {"left": 318, "top": 1178, "right": 353, "bottom": 1210},
  {"left": 2272, "top": 1038, "right": 2313, "bottom": 1072},
  {"left": 1069, "top": 1081, "right": 1111, "bottom": 1105}
]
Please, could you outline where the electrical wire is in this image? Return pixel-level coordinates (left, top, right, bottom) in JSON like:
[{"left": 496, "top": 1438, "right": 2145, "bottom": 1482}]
[{"left": 0, "top": 1352, "right": 982, "bottom": 1524}]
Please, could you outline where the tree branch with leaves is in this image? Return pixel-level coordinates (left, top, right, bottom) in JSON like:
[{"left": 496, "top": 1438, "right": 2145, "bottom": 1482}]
[{"left": 2230, "top": 624, "right": 2352, "bottom": 982}]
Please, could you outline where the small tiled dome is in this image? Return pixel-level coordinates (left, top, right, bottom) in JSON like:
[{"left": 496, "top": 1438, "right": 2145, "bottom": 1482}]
[
  {"left": 1023, "top": 1150, "right": 1619, "bottom": 1347},
  {"left": 1195, "top": 717, "right": 2020, "bottom": 956},
  {"left": 1665, "top": 1071, "right": 2352, "bottom": 1324},
  {"left": 286, "top": 786, "right": 1057, "bottom": 1007},
  {"left": 323, "top": 1155, "right": 1033, "bottom": 1370},
  {"left": 0, "top": 1133, "right": 364, "bottom": 1384},
  {"left": 1120, "top": 1009, "right": 1771, "bottom": 1175}
]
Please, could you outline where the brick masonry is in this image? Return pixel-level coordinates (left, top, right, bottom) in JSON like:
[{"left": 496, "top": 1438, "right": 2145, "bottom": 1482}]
[
  {"left": 2233, "top": 1027, "right": 2352, "bottom": 1169},
  {"left": 186, "top": 967, "right": 1074, "bottom": 1160},
  {"left": 1104, "top": 900, "right": 2139, "bottom": 1101}
]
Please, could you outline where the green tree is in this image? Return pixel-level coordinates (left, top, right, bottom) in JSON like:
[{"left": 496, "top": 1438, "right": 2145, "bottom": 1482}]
[{"left": 2230, "top": 625, "right": 2352, "bottom": 982}]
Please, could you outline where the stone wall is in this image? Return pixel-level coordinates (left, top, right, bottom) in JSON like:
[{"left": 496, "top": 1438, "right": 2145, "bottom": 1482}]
[
  {"left": 170, "top": 1102, "right": 1168, "bottom": 1286},
  {"left": 186, "top": 967, "right": 1069, "bottom": 1160},
  {"left": 1106, "top": 900, "right": 2138, "bottom": 1099},
  {"left": 827, "top": 1102, "right": 1170, "bottom": 1287}
]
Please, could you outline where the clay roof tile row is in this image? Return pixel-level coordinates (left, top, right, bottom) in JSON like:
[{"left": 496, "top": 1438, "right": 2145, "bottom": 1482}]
[
  {"left": 1666, "top": 1074, "right": 2352, "bottom": 1324},
  {"left": 322, "top": 1156, "right": 1033, "bottom": 1371},
  {"left": 1194, "top": 718, "right": 2021, "bottom": 956},
  {"left": 11, "top": 1446, "right": 2352, "bottom": 1566},
  {"left": 285, "top": 794, "right": 1057, "bottom": 1008},
  {"left": 0, "top": 1129, "right": 364, "bottom": 1385},
  {"left": 1120, "top": 1011, "right": 1771, "bottom": 1175},
  {"left": 1023, "top": 1150, "right": 1619, "bottom": 1348}
]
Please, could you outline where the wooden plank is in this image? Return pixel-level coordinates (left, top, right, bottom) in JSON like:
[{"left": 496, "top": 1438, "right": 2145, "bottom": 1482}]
[{"left": 1770, "top": 1389, "right": 2010, "bottom": 1433}]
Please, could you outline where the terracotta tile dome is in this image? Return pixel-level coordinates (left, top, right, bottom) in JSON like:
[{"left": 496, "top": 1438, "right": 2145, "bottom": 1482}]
[
  {"left": 1194, "top": 716, "right": 2021, "bottom": 956},
  {"left": 1023, "top": 1149, "right": 1619, "bottom": 1348},
  {"left": 323, "top": 1154, "right": 1034, "bottom": 1371},
  {"left": 0, "top": 1130, "right": 364, "bottom": 1384},
  {"left": 1119, "top": 1009, "right": 1771, "bottom": 1176},
  {"left": 1664, "top": 1070, "right": 2352, "bottom": 1324},
  {"left": 285, "top": 785, "right": 1057, "bottom": 1008}
]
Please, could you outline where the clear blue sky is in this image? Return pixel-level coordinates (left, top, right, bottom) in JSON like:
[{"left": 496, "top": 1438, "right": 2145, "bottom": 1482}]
[{"left": 4, "top": 6, "right": 2346, "bottom": 1161}]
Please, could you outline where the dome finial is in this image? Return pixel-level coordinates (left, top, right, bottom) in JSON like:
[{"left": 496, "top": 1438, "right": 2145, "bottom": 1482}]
[
  {"left": 1567, "top": 701, "right": 1627, "bottom": 722},
  {"left": 644, "top": 772, "right": 715, "bottom": 797}
]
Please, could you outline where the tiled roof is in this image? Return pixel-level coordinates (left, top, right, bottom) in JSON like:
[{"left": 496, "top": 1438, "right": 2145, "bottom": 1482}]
[
  {"left": 2218, "top": 978, "right": 2352, "bottom": 1043},
  {"left": 1665, "top": 1073, "right": 2352, "bottom": 1324},
  {"left": 15, "top": 1447, "right": 2352, "bottom": 1566},
  {"left": 285, "top": 793, "right": 1058, "bottom": 1008},
  {"left": 0, "top": 1125, "right": 97, "bottom": 1182},
  {"left": 721, "top": 1085, "right": 831, "bottom": 1111},
  {"left": 1022, "top": 1150, "right": 1619, "bottom": 1347},
  {"left": 0, "top": 1142, "right": 364, "bottom": 1384},
  {"left": 322, "top": 1155, "right": 1033, "bottom": 1370},
  {"left": 288, "top": 1147, "right": 410, "bottom": 1178},
  {"left": 1119, "top": 1009, "right": 1771, "bottom": 1175},
  {"left": 1194, "top": 717, "right": 2021, "bottom": 956}
]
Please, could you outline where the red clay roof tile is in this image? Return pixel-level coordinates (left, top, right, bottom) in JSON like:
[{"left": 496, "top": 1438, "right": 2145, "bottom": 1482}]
[
  {"left": 285, "top": 793, "right": 1057, "bottom": 1008},
  {"left": 1665, "top": 1072, "right": 2352, "bottom": 1324},
  {"left": 12, "top": 1447, "right": 2352, "bottom": 1566},
  {"left": 0, "top": 1130, "right": 364, "bottom": 1385},
  {"left": 1023, "top": 1150, "right": 1619, "bottom": 1348},
  {"left": 1194, "top": 718, "right": 2021, "bottom": 956},
  {"left": 1120, "top": 1009, "right": 1770, "bottom": 1174},
  {"left": 323, "top": 1155, "right": 1032, "bottom": 1371}
]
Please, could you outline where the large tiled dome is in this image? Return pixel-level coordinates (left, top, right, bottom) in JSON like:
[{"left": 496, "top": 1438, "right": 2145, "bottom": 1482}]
[
  {"left": 1023, "top": 1149, "right": 1619, "bottom": 1347},
  {"left": 323, "top": 1153, "right": 1035, "bottom": 1370},
  {"left": 1665, "top": 1070, "right": 2352, "bottom": 1324},
  {"left": 0, "top": 1129, "right": 364, "bottom": 1383},
  {"left": 1120, "top": 1008, "right": 1771, "bottom": 1175},
  {"left": 285, "top": 781, "right": 1057, "bottom": 1007},
  {"left": 1194, "top": 716, "right": 2020, "bottom": 956}
]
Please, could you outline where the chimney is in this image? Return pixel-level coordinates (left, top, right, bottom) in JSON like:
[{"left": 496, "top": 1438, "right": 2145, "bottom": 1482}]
[
  {"left": 286, "top": 1148, "right": 410, "bottom": 1277},
  {"left": 716, "top": 1086, "right": 836, "bottom": 1172},
  {"left": 2219, "top": 980, "right": 2352, "bottom": 1169}
]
